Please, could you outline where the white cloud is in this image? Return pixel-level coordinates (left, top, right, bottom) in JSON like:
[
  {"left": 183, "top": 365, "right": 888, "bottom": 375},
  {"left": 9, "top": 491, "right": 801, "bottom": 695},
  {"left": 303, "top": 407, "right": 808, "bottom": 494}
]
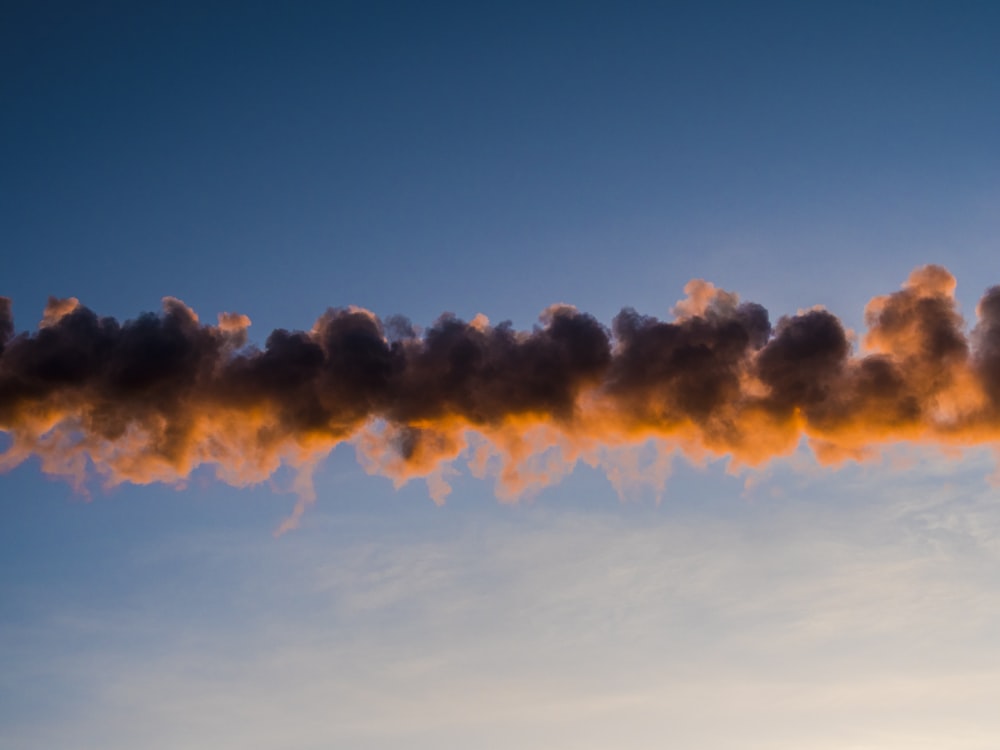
[{"left": 3, "top": 456, "right": 1000, "bottom": 749}]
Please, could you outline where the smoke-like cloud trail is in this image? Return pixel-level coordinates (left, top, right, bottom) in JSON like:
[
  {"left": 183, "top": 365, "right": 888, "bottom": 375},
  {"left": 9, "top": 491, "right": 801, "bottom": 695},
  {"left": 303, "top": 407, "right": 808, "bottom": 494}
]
[{"left": 2, "top": 265, "right": 1000, "bottom": 526}]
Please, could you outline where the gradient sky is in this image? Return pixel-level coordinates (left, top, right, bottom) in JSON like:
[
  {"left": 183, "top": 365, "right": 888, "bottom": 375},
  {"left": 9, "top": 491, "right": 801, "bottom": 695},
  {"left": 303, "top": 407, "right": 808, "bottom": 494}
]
[{"left": 3, "top": 2, "right": 1000, "bottom": 748}]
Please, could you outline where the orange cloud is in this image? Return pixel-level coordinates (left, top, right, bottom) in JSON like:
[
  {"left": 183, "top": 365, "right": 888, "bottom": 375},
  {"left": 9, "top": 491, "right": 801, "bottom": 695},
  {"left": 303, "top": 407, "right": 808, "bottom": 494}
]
[{"left": 3, "top": 265, "right": 1000, "bottom": 521}]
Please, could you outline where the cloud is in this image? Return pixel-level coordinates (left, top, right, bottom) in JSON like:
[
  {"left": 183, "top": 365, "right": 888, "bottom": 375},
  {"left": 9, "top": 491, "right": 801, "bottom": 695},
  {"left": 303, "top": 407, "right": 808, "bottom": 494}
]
[
  {"left": 3, "top": 463, "right": 1000, "bottom": 749},
  {"left": 3, "top": 265, "right": 1000, "bottom": 513}
]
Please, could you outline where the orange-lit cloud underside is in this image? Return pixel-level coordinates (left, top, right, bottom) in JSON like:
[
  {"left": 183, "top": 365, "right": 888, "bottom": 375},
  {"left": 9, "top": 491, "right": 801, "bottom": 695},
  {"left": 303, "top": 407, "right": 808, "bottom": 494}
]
[{"left": 3, "top": 265, "right": 1000, "bottom": 510}]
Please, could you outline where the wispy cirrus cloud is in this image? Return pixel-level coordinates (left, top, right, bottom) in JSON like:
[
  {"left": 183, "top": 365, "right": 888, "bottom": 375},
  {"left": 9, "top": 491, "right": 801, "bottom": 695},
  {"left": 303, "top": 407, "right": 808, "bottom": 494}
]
[{"left": 3, "top": 457, "right": 1000, "bottom": 749}]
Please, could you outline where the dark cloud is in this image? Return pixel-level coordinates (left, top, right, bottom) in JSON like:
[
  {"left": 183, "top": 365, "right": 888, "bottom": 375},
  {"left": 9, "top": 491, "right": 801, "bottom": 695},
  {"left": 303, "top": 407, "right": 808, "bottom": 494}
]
[
  {"left": 2, "top": 265, "right": 1000, "bottom": 505},
  {"left": 973, "top": 286, "right": 1000, "bottom": 408},
  {"left": 756, "top": 310, "right": 850, "bottom": 419},
  {"left": 0, "top": 297, "right": 13, "bottom": 352}
]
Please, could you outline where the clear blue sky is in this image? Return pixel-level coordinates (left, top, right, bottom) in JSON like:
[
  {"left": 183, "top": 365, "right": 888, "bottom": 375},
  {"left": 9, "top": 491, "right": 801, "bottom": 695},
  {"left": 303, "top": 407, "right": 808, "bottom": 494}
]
[{"left": 3, "top": 2, "right": 1000, "bottom": 747}]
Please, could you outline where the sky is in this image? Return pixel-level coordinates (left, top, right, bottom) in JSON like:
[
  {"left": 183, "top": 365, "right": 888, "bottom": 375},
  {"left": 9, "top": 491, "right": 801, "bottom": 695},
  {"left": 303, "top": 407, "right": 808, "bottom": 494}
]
[{"left": 2, "top": 2, "right": 1000, "bottom": 748}]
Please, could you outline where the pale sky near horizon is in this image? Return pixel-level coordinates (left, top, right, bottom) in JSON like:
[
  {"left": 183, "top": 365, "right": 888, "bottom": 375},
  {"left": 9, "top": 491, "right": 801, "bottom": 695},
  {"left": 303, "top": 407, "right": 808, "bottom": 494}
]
[{"left": 3, "top": 2, "right": 1000, "bottom": 748}]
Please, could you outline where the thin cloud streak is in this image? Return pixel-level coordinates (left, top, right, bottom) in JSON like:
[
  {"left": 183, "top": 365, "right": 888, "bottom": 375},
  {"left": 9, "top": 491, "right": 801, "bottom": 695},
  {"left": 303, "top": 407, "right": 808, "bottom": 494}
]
[
  {"left": 4, "top": 468, "right": 1000, "bottom": 750},
  {"left": 3, "top": 265, "right": 1000, "bottom": 516}
]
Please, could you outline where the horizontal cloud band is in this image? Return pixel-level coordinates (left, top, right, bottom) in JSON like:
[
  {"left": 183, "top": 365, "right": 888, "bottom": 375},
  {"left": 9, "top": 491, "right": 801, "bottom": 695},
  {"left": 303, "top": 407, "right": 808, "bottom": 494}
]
[{"left": 2, "top": 265, "right": 1000, "bottom": 521}]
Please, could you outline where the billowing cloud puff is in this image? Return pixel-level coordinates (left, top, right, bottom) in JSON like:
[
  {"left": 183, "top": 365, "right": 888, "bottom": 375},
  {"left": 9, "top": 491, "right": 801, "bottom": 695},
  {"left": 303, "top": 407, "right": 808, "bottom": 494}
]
[{"left": 3, "top": 265, "right": 1000, "bottom": 519}]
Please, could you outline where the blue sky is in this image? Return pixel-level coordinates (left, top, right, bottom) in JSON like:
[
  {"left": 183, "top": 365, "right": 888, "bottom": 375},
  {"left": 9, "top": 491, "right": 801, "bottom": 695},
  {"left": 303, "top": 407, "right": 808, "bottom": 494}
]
[{"left": 3, "top": 2, "right": 1000, "bottom": 747}]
